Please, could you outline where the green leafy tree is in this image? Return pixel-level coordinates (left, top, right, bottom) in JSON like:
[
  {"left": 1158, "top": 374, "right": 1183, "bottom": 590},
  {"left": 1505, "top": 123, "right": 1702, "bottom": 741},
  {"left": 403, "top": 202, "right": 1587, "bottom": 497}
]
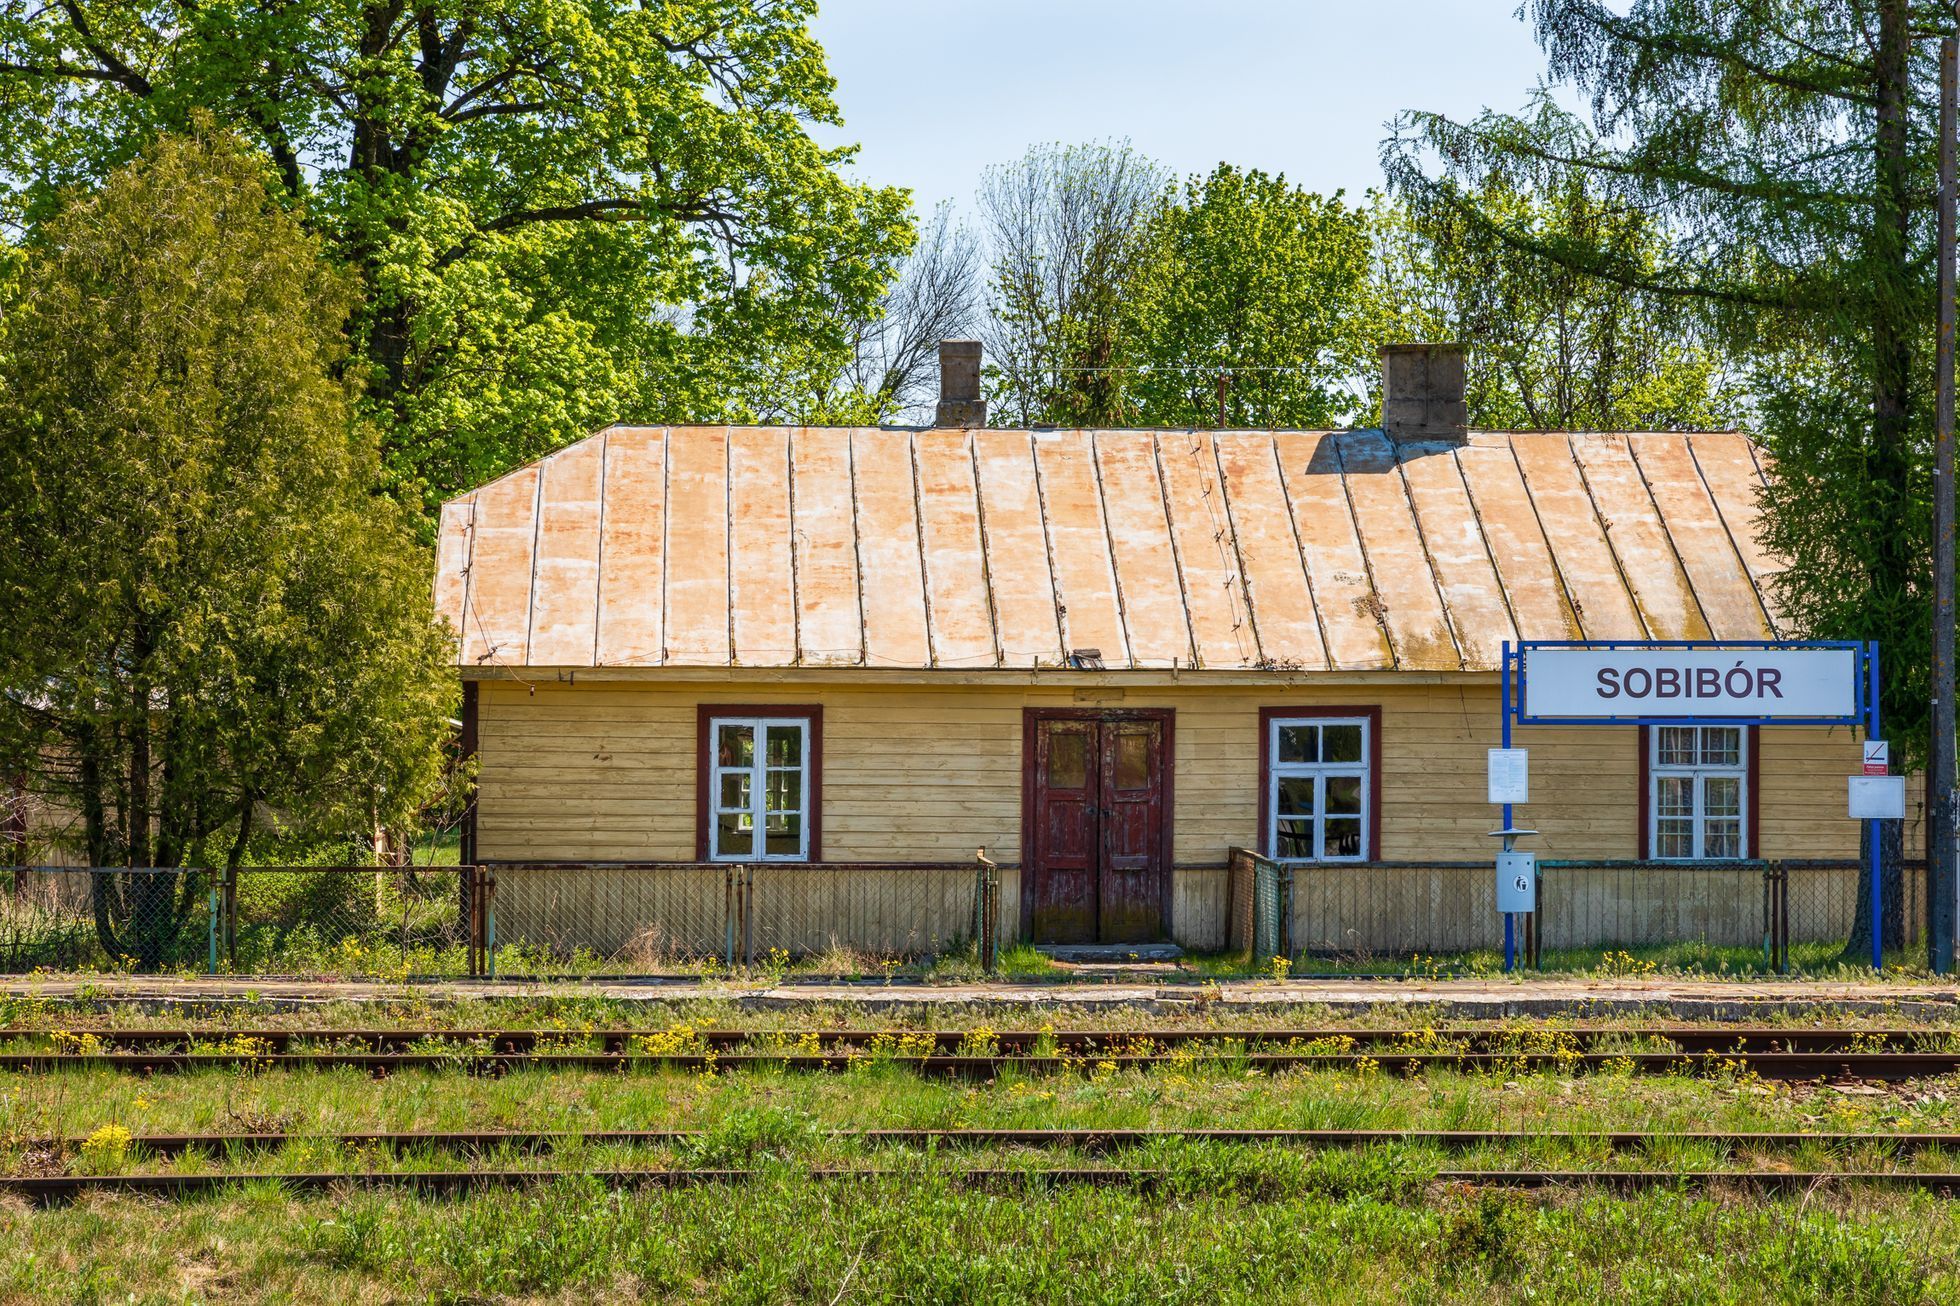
[
  {"left": 981, "top": 142, "right": 1168, "bottom": 427},
  {"left": 0, "top": 127, "right": 456, "bottom": 966},
  {"left": 1383, "top": 0, "right": 1942, "bottom": 954},
  {"left": 0, "top": 0, "right": 914, "bottom": 520},
  {"left": 1368, "top": 182, "right": 1742, "bottom": 431},
  {"left": 1128, "top": 165, "right": 1374, "bottom": 429}
]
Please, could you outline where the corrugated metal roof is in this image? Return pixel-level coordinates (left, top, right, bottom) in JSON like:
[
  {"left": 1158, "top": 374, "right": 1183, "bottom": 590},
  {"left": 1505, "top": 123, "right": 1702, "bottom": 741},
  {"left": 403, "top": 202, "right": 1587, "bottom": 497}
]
[{"left": 435, "top": 426, "right": 1784, "bottom": 673}]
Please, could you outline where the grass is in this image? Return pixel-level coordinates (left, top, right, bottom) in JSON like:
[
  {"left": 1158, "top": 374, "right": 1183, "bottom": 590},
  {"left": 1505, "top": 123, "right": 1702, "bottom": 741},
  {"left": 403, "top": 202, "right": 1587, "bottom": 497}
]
[
  {"left": 4, "top": 1174, "right": 1953, "bottom": 1303},
  {"left": 3, "top": 1003, "right": 1960, "bottom": 1301}
]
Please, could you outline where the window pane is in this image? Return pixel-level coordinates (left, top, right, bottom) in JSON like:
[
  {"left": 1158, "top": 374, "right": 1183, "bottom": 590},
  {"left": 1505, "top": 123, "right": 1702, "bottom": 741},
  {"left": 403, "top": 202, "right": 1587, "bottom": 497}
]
[
  {"left": 715, "top": 811, "right": 753, "bottom": 858},
  {"left": 1322, "top": 724, "right": 1363, "bottom": 764},
  {"left": 765, "top": 725, "right": 803, "bottom": 766},
  {"left": 1325, "top": 774, "right": 1362, "bottom": 816},
  {"left": 1705, "top": 820, "right": 1741, "bottom": 859},
  {"left": 718, "top": 772, "right": 751, "bottom": 811},
  {"left": 1704, "top": 776, "right": 1741, "bottom": 818},
  {"left": 1047, "top": 731, "right": 1088, "bottom": 789},
  {"left": 1657, "top": 776, "right": 1694, "bottom": 818},
  {"left": 1657, "top": 727, "right": 1697, "bottom": 767},
  {"left": 1277, "top": 724, "right": 1318, "bottom": 764},
  {"left": 1275, "top": 817, "right": 1315, "bottom": 859},
  {"left": 1114, "top": 732, "right": 1149, "bottom": 790},
  {"left": 1277, "top": 777, "right": 1316, "bottom": 815},
  {"left": 1656, "top": 820, "right": 1694, "bottom": 859},
  {"left": 765, "top": 812, "right": 802, "bottom": 856},
  {"left": 1700, "top": 727, "right": 1742, "bottom": 767},
  {"left": 1323, "top": 818, "right": 1362, "bottom": 858},
  {"left": 716, "top": 723, "right": 754, "bottom": 768},
  {"left": 766, "top": 768, "right": 802, "bottom": 814}
]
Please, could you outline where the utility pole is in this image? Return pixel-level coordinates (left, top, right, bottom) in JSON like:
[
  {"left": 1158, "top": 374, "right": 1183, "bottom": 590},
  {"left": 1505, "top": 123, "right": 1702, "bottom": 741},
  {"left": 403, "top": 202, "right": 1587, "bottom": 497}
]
[
  {"left": 1216, "top": 370, "right": 1230, "bottom": 429},
  {"left": 1932, "top": 30, "right": 1958, "bottom": 974}
]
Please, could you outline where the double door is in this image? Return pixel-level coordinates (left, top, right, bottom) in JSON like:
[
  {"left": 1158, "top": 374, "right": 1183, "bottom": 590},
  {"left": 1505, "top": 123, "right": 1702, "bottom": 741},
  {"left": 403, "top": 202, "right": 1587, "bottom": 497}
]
[{"left": 1025, "top": 711, "right": 1171, "bottom": 943}]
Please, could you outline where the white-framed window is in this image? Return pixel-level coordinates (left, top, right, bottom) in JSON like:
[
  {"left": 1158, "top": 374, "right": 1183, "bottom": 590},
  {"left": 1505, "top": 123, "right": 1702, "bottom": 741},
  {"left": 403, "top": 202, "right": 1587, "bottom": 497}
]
[
  {"left": 709, "top": 716, "right": 810, "bottom": 860},
  {"left": 1267, "top": 715, "right": 1370, "bottom": 862},
  {"left": 1650, "top": 725, "right": 1748, "bottom": 861}
]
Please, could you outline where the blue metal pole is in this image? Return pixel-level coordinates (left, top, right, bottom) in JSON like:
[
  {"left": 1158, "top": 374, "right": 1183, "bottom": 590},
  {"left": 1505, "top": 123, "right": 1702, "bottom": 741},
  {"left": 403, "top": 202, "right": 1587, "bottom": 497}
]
[
  {"left": 1502, "top": 642, "right": 1515, "bottom": 973},
  {"left": 1868, "top": 642, "right": 1883, "bottom": 972}
]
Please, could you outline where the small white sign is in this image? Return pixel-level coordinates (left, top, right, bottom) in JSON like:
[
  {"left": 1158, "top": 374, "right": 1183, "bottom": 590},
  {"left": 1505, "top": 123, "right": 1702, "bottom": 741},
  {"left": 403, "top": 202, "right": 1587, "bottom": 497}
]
[
  {"left": 1496, "top": 851, "right": 1537, "bottom": 913},
  {"left": 1848, "top": 775, "right": 1906, "bottom": 820},
  {"left": 1521, "top": 647, "right": 1858, "bottom": 720},
  {"left": 1487, "top": 748, "right": 1529, "bottom": 805},
  {"left": 1863, "top": 740, "right": 1890, "bottom": 776}
]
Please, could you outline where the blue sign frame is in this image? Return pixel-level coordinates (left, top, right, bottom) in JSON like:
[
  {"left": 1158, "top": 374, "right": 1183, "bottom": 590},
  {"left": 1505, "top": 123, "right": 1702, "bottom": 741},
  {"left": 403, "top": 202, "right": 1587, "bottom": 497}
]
[
  {"left": 1505, "top": 639, "right": 1869, "bottom": 728},
  {"left": 1497, "top": 639, "right": 1883, "bottom": 972}
]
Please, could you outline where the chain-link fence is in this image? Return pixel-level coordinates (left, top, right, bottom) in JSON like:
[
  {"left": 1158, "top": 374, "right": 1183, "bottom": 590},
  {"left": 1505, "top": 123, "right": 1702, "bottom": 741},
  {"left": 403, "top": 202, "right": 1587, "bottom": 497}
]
[
  {"left": 222, "top": 867, "right": 474, "bottom": 976},
  {"left": 0, "top": 867, "right": 217, "bottom": 972},
  {"left": 1271, "top": 858, "right": 1925, "bottom": 974},
  {"left": 1227, "top": 847, "right": 1292, "bottom": 964},
  {"left": 485, "top": 859, "right": 998, "bottom": 976}
]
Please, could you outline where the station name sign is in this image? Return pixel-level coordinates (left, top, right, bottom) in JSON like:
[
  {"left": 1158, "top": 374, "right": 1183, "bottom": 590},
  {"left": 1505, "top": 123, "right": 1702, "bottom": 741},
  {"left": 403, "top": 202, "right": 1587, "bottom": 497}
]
[{"left": 1519, "top": 646, "right": 1858, "bottom": 721}]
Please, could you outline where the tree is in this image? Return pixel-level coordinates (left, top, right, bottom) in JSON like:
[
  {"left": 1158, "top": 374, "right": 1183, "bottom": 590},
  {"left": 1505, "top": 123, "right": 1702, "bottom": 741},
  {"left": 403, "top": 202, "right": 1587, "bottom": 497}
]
[
  {"left": 0, "top": 1, "right": 914, "bottom": 521},
  {"left": 1382, "top": 0, "right": 1942, "bottom": 956},
  {"left": 1368, "top": 182, "right": 1742, "bottom": 431},
  {"left": 980, "top": 142, "right": 1168, "bottom": 427},
  {"left": 817, "top": 203, "right": 984, "bottom": 424},
  {"left": 0, "top": 127, "right": 456, "bottom": 966},
  {"left": 1128, "top": 165, "right": 1374, "bottom": 429}
]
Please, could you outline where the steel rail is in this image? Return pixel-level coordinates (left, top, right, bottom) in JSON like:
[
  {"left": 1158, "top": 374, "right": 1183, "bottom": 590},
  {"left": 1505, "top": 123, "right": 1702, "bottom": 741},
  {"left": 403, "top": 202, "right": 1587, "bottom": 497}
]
[
  {"left": 7, "top": 1167, "right": 1960, "bottom": 1206},
  {"left": 18, "top": 1127, "right": 1960, "bottom": 1158},
  {"left": 4, "top": 1050, "right": 1959, "bottom": 1079},
  {"left": 4, "top": 1027, "right": 1955, "bottom": 1053}
]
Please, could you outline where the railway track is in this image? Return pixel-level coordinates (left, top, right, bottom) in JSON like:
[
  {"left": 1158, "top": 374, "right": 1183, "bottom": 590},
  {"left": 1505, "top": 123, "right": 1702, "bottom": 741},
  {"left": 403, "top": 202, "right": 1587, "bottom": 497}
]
[
  {"left": 2, "top": 1049, "right": 1956, "bottom": 1078},
  {"left": 7, "top": 1166, "right": 1960, "bottom": 1206},
  {"left": 16, "top": 1126, "right": 1960, "bottom": 1157},
  {"left": 6, "top": 1026, "right": 1953, "bottom": 1054}
]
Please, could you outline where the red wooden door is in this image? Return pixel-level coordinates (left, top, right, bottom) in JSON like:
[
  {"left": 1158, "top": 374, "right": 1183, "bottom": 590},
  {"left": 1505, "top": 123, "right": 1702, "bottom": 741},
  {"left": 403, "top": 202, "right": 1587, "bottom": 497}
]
[
  {"left": 1029, "top": 718, "right": 1099, "bottom": 942},
  {"left": 1027, "top": 713, "right": 1169, "bottom": 943},
  {"left": 1098, "top": 718, "right": 1165, "bottom": 942}
]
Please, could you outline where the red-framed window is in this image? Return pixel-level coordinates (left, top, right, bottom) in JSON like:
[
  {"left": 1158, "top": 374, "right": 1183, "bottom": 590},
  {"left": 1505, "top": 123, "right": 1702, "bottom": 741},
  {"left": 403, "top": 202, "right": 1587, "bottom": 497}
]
[
  {"left": 1638, "top": 724, "right": 1760, "bottom": 860},
  {"left": 695, "top": 705, "right": 823, "bottom": 862},
  {"left": 1257, "top": 706, "right": 1383, "bottom": 862}
]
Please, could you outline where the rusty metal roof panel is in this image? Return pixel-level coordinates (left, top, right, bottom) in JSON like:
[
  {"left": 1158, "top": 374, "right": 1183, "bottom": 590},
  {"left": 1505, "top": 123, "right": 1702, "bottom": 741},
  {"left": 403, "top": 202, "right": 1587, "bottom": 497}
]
[
  {"left": 1272, "top": 431, "right": 1394, "bottom": 671},
  {"left": 913, "top": 430, "right": 998, "bottom": 669},
  {"left": 1688, "top": 432, "right": 1785, "bottom": 636},
  {"left": 433, "top": 497, "right": 473, "bottom": 643},
  {"left": 1454, "top": 437, "right": 1581, "bottom": 645},
  {"left": 973, "top": 431, "right": 1064, "bottom": 668},
  {"left": 1094, "top": 434, "right": 1193, "bottom": 669},
  {"left": 1337, "top": 431, "right": 1461, "bottom": 670},
  {"left": 789, "top": 427, "right": 863, "bottom": 667},
  {"left": 1509, "top": 434, "right": 1647, "bottom": 641},
  {"left": 1158, "top": 432, "right": 1260, "bottom": 669},
  {"left": 1033, "top": 432, "right": 1130, "bottom": 666},
  {"left": 594, "top": 427, "right": 666, "bottom": 666},
  {"left": 1394, "top": 442, "right": 1516, "bottom": 668},
  {"left": 1570, "top": 433, "right": 1711, "bottom": 640},
  {"left": 437, "top": 423, "right": 1785, "bottom": 673},
  {"left": 662, "top": 427, "right": 733, "bottom": 665},
  {"left": 1629, "top": 433, "right": 1772, "bottom": 640},
  {"left": 524, "top": 436, "right": 605, "bottom": 667},
  {"left": 852, "top": 429, "right": 933, "bottom": 669},
  {"left": 457, "top": 462, "right": 540, "bottom": 667},
  {"left": 1215, "top": 433, "right": 1327, "bottom": 671},
  {"left": 729, "top": 427, "right": 797, "bottom": 666}
]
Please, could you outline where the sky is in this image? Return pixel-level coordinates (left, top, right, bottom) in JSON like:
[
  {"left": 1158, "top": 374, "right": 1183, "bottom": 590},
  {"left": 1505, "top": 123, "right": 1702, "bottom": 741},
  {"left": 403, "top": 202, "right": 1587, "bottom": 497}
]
[{"left": 808, "top": 1, "right": 1559, "bottom": 214}]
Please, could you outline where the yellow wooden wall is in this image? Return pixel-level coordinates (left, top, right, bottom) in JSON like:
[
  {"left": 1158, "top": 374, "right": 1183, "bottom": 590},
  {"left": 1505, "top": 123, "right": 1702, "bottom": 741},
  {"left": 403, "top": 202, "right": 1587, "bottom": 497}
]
[{"left": 474, "top": 677, "right": 1874, "bottom": 866}]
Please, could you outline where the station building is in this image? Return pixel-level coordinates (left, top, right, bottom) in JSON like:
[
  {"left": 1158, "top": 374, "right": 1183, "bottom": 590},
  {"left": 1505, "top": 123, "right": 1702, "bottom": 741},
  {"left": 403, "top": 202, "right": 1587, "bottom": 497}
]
[{"left": 435, "top": 344, "right": 1894, "bottom": 956}]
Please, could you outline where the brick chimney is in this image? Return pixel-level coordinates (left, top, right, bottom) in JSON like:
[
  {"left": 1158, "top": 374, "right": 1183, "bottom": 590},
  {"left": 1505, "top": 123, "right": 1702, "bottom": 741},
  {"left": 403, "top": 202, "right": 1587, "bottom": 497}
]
[
  {"left": 936, "top": 340, "right": 986, "bottom": 428},
  {"left": 1380, "top": 343, "right": 1467, "bottom": 444}
]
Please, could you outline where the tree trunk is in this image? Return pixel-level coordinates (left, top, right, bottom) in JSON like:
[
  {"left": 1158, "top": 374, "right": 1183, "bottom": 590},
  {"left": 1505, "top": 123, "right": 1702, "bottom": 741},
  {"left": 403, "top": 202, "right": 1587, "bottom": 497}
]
[{"left": 1845, "top": 0, "right": 1914, "bottom": 966}]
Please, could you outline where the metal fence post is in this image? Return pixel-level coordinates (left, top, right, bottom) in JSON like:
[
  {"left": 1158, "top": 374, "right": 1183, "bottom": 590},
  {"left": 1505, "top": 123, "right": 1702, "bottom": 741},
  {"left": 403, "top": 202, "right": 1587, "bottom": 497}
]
[{"left": 206, "top": 873, "right": 219, "bottom": 974}]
